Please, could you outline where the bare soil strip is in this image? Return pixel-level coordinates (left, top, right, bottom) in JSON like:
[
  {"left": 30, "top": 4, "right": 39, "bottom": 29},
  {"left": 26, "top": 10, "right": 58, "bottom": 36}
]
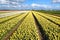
[
  {"left": 0, "top": 13, "right": 23, "bottom": 24},
  {"left": 32, "top": 13, "right": 49, "bottom": 40},
  {"left": 38, "top": 14, "right": 60, "bottom": 27},
  {"left": 0, "top": 11, "right": 27, "bottom": 18},
  {"left": 1, "top": 13, "right": 29, "bottom": 40}
]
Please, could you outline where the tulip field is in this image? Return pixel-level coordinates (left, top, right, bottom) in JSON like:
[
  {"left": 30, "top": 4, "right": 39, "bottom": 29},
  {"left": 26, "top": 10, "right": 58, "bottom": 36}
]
[{"left": 0, "top": 11, "right": 60, "bottom": 40}]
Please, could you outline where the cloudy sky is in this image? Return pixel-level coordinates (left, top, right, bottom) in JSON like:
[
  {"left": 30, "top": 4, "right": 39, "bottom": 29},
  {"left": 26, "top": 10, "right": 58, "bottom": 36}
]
[{"left": 0, "top": 0, "right": 60, "bottom": 10}]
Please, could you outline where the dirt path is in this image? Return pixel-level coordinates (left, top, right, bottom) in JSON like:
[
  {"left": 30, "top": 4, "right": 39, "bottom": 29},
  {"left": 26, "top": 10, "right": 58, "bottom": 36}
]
[
  {"left": 1, "top": 13, "right": 29, "bottom": 40},
  {"left": 32, "top": 13, "right": 49, "bottom": 40}
]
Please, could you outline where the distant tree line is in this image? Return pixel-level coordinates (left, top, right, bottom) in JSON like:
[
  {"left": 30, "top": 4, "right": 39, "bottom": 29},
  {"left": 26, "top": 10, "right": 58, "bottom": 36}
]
[{"left": 34, "top": 10, "right": 60, "bottom": 14}]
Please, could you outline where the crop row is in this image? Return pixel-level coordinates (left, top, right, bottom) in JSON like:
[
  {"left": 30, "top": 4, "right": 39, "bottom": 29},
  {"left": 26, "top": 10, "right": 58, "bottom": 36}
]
[
  {"left": 33, "top": 12, "right": 60, "bottom": 40},
  {"left": 43, "top": 13, "right": 60, "bottom": 19},
  {"left": 0, "top": 11, "right": 60, "bottom": 40},
  {"left": 0, "top": 13, "right": 24, "bottom": 23},
  {"left": 34, "top": 11, "right": 60, "bottom": 25},
  {"left": 0, "top": 13, "right": 28, "bottom": 40},
  {"left": 9, "top": 12, "right": 40, "bottom": 40},
  {"left": 0, "top": 12, "right": 8, "bottom": 14}
]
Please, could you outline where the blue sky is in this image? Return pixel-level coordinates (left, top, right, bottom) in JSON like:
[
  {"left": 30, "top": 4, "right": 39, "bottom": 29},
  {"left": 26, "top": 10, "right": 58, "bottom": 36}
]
[{"left": 0, "top": 0, "right": 60, "bottom": 10}]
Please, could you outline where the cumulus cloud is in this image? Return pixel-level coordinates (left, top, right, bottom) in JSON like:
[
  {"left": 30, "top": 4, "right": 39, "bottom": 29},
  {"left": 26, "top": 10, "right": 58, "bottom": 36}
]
[
  {"left": 31, "top": 3, "right": 52, "bottom": 9},
  {"left": 11, "top": 2, "right": 18, "bottom": 5},
  {"left": 0, "top": 0, "right": 9, "bottom": 4},
  {"left": 31, "top": 3, "right": 41, "bottom": 7},
  {"left": 0, "top": 0, "right": 26, "bottom": 8},
  {"left": 53, "top": 0, "right": 60, "bottom": 3},
  {"left": 0, "top": 0, "right": 60, "bottom": 10},
  {"left": 0, "top": 0, "right": 25, "bottom": 4}
]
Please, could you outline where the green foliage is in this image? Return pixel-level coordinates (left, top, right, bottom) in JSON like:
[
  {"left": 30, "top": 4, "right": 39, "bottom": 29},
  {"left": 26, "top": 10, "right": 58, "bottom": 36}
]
[
  {"left": 35, "top": 10, "right": 60, "bottom": 14},
  {"left": 0, "top": 12, "right": 8, "bottom": 14},
  {"left": 37, "top": 12, "right": 60, "bottom": 25},
  {"left": 33, "top": 11, "right": 60, "bottom": 40},
  {"left": 0, "top": 11, "right": 60, "bottom": 40},
  {"left": 9, "top": 12, "right": 40, "bottom": 40},
  {"left": 0, "top": 14, "right": 23, "bottom": 23},
  {"left": 0, "top": 13, "right": 27, "bottom": 40}
]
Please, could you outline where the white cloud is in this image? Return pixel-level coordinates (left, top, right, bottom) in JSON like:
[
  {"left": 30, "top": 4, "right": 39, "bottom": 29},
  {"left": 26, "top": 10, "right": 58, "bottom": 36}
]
[
  {"left": 0, "top": 0, "right": 26, "bottom": 4},
  {"left": 12, "top": 6, "right": 17, "bottom": 8},
  {"left": 18, "top": 5, "right": 21, "bottom": 7},
  {"left": 0, "top": 0, "right": 26, "bottom": 8},
  {"left": 53, "top": 0, "right": 60, "bottom": 3},
  {"left": 31, "top": 3, "right": 40, "bottom": 7},
  {"left": 0, "top": 0, "right": 9, "bottom": 4},
  {"left": 11, "top": 2, "right": 18, "bottom": 5},
  {"left": 31, "top": 3, "right": 52, "bottom": 9},
  {"left": 19, "top": 0, "right": 25, "bottom": 2}
]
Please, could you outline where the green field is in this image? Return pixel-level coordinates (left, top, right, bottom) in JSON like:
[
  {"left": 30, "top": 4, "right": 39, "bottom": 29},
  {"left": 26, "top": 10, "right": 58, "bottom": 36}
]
[
  {"left": 0, "top": 11, "right": 60, "bottom": 40},
  {"left": 35, "top": 10, "right": 60, "bottom": 17},
  {"left": 0, "top": 12, "right": 8, "bottom": 14}
]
